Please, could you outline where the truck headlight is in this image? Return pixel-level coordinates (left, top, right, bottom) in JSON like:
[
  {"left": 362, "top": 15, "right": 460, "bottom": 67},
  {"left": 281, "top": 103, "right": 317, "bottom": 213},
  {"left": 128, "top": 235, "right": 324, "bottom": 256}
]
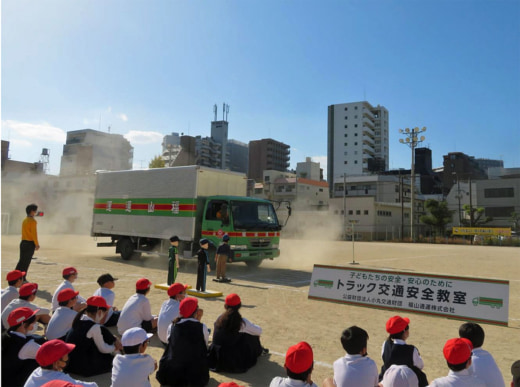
[{"left": 231, "top": 245, "right": 248, "bottom": 250}]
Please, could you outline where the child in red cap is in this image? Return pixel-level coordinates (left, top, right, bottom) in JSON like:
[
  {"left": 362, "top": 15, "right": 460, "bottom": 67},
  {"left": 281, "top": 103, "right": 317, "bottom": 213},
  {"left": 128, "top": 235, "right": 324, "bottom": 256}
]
[
  {"left": 157, "top": 283, "right": 188, "bottom": 345},
  {"left": 429, "top": 338, "right": 486, "bottom": 386},
  {"left": 64, "top": 296, "right": 122, "bottom": 376},
  {"left": 51, "top": 267, "right": 87, "bottom": 312},
  {"left": 208, "top": 293, "right": 268, "bottom": 373},
  {"left": 1, "top": 269, "right": 25, "bottom": 312},
  {"left": 1, "top": 282, "right": 51, "bottom": 333},
  {"left": 156, "top": 297, "right": 209, "bottom": 386},
  {"left": 1, "top": 307, "right": 45, "bottom": 386},
  {"left": 379, "top": 315, "right": 428, "bottom": 386},
  {"left": 117, "top": 278, "right": 158, "bottom": 335},
  {"left": 24, "top": 339, "right": 98, "bottom": 387},
  {"left": 46, "top": 289, "right": 82, "bottom": 340},
  {"left": 270, "top": 341, "right": 317, "bottom": 386}
]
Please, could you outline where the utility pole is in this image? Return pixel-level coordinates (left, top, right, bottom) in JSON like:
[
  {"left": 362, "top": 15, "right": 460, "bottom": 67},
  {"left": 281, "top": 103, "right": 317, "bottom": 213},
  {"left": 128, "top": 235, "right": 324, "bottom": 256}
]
[{"left": 399, "top": 127, "right": 426, "bottom": 242}]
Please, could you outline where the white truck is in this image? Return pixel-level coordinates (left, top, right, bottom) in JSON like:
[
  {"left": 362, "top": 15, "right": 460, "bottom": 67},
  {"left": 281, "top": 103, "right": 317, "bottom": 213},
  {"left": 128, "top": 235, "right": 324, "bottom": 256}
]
[{"left": 91, "top": 165, "right": 283, "bottom": 267}]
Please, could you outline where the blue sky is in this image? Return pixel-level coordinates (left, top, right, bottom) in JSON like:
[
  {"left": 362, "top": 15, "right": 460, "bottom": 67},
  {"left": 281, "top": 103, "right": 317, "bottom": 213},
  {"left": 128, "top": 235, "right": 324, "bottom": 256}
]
[{"left": 2, "top": 0, "right": 519, "bottom": 177}]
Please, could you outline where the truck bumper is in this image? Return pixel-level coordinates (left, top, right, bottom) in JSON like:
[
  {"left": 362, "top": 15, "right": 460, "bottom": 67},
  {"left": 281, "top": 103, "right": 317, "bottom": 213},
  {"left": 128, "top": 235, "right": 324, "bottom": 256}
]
[{"left": 233, "top": 249, "right": 280, "bottom": 261}]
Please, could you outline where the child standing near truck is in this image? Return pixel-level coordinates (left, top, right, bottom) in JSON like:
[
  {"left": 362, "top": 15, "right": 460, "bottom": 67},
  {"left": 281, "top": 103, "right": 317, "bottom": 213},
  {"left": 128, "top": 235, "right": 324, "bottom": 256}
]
[
  {"left": 167, "top": 236, "right": 180, "bottom": 285},
  {"left": 196, "top": 239, "right": 211, "bottom": 292},
  {"left": 215, "top": 235, "right": 231, "bottom": 283}
]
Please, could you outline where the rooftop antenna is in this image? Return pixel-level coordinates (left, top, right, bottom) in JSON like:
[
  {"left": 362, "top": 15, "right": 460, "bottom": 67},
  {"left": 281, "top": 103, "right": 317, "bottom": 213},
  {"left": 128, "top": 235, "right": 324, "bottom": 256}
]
[
  {"left": 225, "top": 104, "right": 230, "bottom": 121},
  {"left": 222, "top": 102, "right": 225, "bottom": 121},
  {"left": 213, "top": 104, "right": 217, "bottom": 121}
]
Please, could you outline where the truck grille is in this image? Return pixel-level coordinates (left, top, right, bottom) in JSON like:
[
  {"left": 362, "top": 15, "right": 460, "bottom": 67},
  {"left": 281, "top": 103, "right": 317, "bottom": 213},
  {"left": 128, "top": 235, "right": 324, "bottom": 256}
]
[{"left": 250, "top": 239, "right": 271, "bottom": 248}]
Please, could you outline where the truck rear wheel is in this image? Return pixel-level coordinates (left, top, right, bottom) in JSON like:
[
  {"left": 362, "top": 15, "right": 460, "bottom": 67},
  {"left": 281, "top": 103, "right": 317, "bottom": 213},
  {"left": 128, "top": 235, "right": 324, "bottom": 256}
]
[
  {"left": 245, "top": 260, "right": 262, "bottom": 268},
  {"left": 118, "top": 238, "right": 136, "bottom": 261}
]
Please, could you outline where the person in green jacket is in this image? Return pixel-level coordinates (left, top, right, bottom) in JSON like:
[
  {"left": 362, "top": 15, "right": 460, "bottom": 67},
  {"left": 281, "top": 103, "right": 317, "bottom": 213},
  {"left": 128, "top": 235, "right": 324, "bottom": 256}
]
[{"left": 167, "top": 236, "right": 180, "bottom": 285}]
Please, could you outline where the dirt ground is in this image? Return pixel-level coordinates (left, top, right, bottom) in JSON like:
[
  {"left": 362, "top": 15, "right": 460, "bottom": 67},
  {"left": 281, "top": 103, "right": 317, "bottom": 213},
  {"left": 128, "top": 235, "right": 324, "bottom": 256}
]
[{"left": 1, "top": 234, "right": 519, "bottom": 386}]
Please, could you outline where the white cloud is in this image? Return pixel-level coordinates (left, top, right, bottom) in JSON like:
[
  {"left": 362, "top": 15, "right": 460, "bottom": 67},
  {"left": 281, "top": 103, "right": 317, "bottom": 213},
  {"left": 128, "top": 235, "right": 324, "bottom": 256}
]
[
  {"left": 118, "top": 113, "right": 128, "bottom": 122},
  {"left": 124, "top": 130, "right": 163, "bottom": 145},
  {"left": 2, "top": 120, "right": 66, "bottom": 143}
]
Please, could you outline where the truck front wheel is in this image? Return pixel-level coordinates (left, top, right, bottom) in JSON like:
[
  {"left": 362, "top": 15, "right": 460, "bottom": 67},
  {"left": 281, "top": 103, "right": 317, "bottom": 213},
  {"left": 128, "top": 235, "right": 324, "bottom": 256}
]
[
  {"left": 245, "top": 260, "right": 262, "bottom": 268},
  {"left": 117, "top": 238, "right": 136, "bottom": 260}
]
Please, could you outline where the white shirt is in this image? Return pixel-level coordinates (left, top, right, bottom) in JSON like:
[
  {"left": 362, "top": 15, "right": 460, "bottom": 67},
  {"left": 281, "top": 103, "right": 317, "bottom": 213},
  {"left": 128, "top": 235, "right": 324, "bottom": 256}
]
[
  {"left": 239, "top": 317, "right": 262, "bottom": 336},
  {"left": 9, "top": 331, "right": 41, "bottom": 360},
  {"left": 46, "top": 306, "right": 77, "bottom": 340},
  {"left": 117, "top": 294, "right": 154, "bottom": 335},
  {"left": 111, "top": 353, "right": 155, "bottom": 387},
  {"left": 269, "top": 377, "right": 318, "bottom": 387},
  {"left": 1, "top": 298, "right": 50, "bottom": 334},
  {"left": 429, "top": 368, "right": 486, "bottom": 387},
  {"left": 51, "top": 280, "right": 86, "bottom": 311},
  {"left": 24, "top": 368, "right": 98, "bottom": 387},
  {"left": 333, "top": 354, "right": 379, "bottom": 387},
  {"left": 470, "top": 347, "right": 505, "bottom": 387},
  {"left": 381, "top": 339, "right": 424, "bottom": 369},
  {"left": 158, "top": 298, "right": 180, "bottom": 343},
  {"left": 81, "top": 315, "right": 116, "bottom": 353},
  {"left": 174, "top": 318, "right": 210, "bottom": 345},
  {"left": 93, "top": 287, "right": 116, "bottom": 321},
  {"left": 1, "top": 286, "right": 19, "bottom": 312}
]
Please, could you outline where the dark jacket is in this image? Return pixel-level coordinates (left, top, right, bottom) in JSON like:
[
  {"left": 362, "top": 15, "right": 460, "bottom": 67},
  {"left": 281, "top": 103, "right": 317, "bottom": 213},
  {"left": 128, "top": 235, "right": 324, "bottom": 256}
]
[
  {"left": 380, "top": 339, "right": 428, "bottom": 387},
  {"left": 1, "top": 332, "right": 41, "bottom": 386}
]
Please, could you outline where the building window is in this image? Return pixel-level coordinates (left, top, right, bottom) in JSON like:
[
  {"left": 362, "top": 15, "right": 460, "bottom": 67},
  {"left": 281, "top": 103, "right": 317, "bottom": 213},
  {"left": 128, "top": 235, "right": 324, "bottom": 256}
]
[
  {"left": 485, "top": 206, "right": 515, "bottom": 217},
  {"left": 344, "top": 107, "right": 348, "bottom": 111},
  {"left": 354, "top": 124, "right": 358, "bottom": 128},
  {"left": 344, "top": 125, "right": 348, "bottom": 128},
  {"left": 354, "top": 142, "right": 358, "bottom": 146},
  {"left": 344, "top": 161, "right": 348, "bottom": 164},
  {"left": 377, "top": 210, "right": 392, "bottom": 217},
  {"left": 354, "top": 115, "right": 358, "bottom": 119},
  {"left": 344, "top": 134, "right": 348, "bottom": 137},
  {"left": 354, "top": 133, "right": 358, "bottom": 136},
  {"left": 344, "top": 151, "right": 348, "bottom": 155},
  {"left": 319, "top": 188, "right": 323, "bottom": 192},
  {"left": 354, "top": 160, "right": 358, "bottom": 164},
  {"left": 355, "top": 106, "right": 358, "bottom": 110},
  {"left": 348, "top": 210, "right": 353, "bottom": 215},
  {"left": 344, "top": 143, "right": 348, "bottom": 146},
  {"left": 364, "top": 210, "right": 369, "bottom": 215},
  {"left": 354, "top": 151, "right": 358, "bottom": 155},
  {"left": 356, "top": 210, "right": 361, "bottom": 215},
  {"left": 484, "top": 188, "right": 514, "bottom": 198},
  {"left": 345, "top": 116, "right": 348, "bottom": 119}
]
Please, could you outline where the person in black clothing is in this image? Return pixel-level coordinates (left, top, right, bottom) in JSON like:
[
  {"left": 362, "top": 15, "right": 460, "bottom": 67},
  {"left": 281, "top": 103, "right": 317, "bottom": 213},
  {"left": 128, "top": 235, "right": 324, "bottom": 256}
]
[
  {"left": 196, "top": 239, "right": 211, "bottom": 292},
  {"left": 379, "top": 315, "right": 428, "bottom": 387},
  {"left": 65, "top": 296, "right": 122, "bottom": 376},
  {"left": 1, "top": 307, "right": 46, "bottom": 386},
  {"left": 215, "top": 235, "right": 232, "bottom": 282},
  {"left": 208, "top": 293, "right": 267, "bottom": 373},
  {"left": 156, "top": 297, "right": 209, "bottom": 386}
]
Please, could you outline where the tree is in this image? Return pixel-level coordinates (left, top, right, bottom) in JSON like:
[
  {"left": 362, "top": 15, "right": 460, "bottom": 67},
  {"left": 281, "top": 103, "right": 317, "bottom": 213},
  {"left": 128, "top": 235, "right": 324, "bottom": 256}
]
[
  {"left": 461, "top": 204, "right": 492, "bottom": 227},
  {"left": 510, "top": 212, "right": 518, "bottom": 232},
  {"left": 419, "top": 199, "right": 453, "bottom": 236},
  {"left": 149, "top": 155, "right": 165, "bottom": 169}
]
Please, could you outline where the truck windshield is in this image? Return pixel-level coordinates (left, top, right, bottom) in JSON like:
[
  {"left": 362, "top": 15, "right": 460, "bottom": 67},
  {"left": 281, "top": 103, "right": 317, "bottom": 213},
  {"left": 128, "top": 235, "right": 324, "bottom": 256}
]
[{"left": 231, "top": 200, "right": 280, "bottom": 231}]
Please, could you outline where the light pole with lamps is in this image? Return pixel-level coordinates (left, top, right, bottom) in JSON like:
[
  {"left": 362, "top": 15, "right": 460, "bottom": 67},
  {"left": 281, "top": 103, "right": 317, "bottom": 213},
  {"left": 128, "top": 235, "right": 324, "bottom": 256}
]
[{"left": 399, "top": 126, "right": 426, "bottom": 242}]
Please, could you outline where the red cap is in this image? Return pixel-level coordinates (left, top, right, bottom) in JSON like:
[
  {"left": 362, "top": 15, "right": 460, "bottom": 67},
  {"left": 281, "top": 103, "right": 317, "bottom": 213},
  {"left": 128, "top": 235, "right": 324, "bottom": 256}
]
[
  {"left": 6, "top": 270, "right": 25, "bottom": 282},
  {"left": 443, "top": 337, "right": 473, "bottom": 364},
  {"left": 62, "top": 267, "right": 77, "bottom": 276},
  {"left": 167, "top": 283, "right": 188, "bottom": 297},
  {"left": 19, "top": 283, "right": 38, "bottom": 297},
  {"left": 225, "top": 293, "right": 241, "bottom": 307},
  {"left": 41, "top": 381, "right": 83, "bottom": 387},
  {"left": 7, "top": 307, "right": 39, "bottom": 327},
  {"left": 36, "top": 339, "right": 76, "bottom": 367},
  {"left": 179, "top": 297, "right": 198, "bottom": 318},
  {"left": 218, "top": 383, "right": 245, "bottom": 387},
  {"left": 285, "top": 341, "right": 314, "bottom": 374},
  {"left": 57, "top": 288, "right": 79, "bottom": 303},
  {"left": 136, "top": 278, "right": 152, "bottom": 290},
  {"left": 86, "top": 296, "right": 110, "bottom": 309},
  {"left": 386, "top": 316, "right": 410, "bottom": 334}
]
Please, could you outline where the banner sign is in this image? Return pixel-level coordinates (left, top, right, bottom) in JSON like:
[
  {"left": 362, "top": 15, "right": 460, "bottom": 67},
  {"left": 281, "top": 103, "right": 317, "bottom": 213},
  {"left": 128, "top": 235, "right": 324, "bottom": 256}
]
[
  {"left": 452, "top": 227, "right": 511, "bottom": 236},
  {"left": 308, "top": 265, "right": 509, "bottom": 326}
]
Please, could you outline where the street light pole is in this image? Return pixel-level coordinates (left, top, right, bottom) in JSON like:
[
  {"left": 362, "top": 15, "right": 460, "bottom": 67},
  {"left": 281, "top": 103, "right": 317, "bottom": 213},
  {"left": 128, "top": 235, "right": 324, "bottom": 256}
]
[{"left": 399, "top": 126, "right": 426, "bottom": 242}]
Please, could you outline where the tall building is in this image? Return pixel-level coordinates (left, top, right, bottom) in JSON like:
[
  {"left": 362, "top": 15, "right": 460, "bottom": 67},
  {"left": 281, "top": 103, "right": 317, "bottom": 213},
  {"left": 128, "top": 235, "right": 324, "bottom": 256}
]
[
  {"left": 442, "top": 152, "right": 487, "bottom": 196},
  {"left": 211, "top": 120, "right": 229, "bottom": 169},
  {"left": 296, "top": 157, "right": 322, "bottom": 181},
  {"left": 248, "top": 138, "right": 290, "bottom": 182},
  {"left": 327, "top": 101, "right": 389, "bottom": 193},
  {"left": 475, "top": 158, "right": 504, "bottom": 173},
  {"left": 60, "top": 129, "right": 133, "bottom": 176},
  {"left": 161, "top": 132, "right": 181, "bottom": 167},
  {"left": 227, "top": 139, "right": 248, "bottom": 174}
]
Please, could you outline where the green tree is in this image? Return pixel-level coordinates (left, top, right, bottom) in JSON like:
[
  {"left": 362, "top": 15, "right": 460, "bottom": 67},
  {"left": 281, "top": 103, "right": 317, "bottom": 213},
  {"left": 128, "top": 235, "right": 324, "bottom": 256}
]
[
  {"left": 148, "top": 155, "right": 165, "bottom": 168},
  {"left": 461, "top": 204, "right": 492, "bottom": 227},
  {"left": 510, "top": 212, "right": 518, "bottom": 232},
  {"left": 419, "top": 199, "right": 453, "bottom": 236}
]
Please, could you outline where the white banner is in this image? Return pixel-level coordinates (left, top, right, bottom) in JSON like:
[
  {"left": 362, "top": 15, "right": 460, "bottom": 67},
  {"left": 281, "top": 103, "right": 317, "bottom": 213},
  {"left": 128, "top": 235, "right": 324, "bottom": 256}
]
[{"left": 308, "top": 265, "right": 509, "bottom": 326}]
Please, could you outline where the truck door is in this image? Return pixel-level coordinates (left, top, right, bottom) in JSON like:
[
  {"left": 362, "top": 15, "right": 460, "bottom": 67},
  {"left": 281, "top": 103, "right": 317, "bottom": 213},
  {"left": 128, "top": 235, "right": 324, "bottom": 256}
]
[{"left": 203, "top": 200, "right": 233, "bottom": 243}]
